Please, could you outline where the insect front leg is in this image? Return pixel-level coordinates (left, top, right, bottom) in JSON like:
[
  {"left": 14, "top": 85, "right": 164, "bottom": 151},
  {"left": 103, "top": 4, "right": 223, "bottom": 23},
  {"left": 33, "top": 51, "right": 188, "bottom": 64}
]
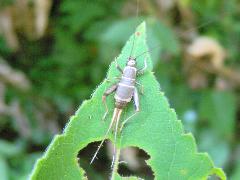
[
  {"left": 102, "top": 84, "right": 118, "bottom": 120},
  {"left": 106, "top": 77, "right": 121, "bottom": 83},
  {"left": 120, "top": 87, "right": 140, "bottom": 131},
  {"left": 137, "top": 57, "right": 148, "bottom": 75},
  {"left": 115, "top": 58, "right": 123, "bottom": 73}
]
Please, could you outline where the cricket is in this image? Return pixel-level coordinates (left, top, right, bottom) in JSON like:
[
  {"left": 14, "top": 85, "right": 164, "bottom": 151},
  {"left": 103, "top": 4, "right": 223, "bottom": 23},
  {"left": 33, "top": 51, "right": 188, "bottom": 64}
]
[
  {"left": 89, "top": 0, "right": 149, "bottom": 167},
  {"left": 90, "top": 32, "right": 148, "bottom": 166}
]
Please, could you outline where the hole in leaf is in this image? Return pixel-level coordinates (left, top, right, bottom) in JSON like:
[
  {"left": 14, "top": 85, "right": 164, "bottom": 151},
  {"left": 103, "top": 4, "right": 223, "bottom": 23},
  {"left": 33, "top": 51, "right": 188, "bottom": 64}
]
[
  {"left": 78, "top": 141, "right": 110, "bottom": 179},
  {"left": 118, "top": 146, "right": 154, "bottom": 179},
  {"left": 78, "top": 141, "right": 154, "bottom": 179}
]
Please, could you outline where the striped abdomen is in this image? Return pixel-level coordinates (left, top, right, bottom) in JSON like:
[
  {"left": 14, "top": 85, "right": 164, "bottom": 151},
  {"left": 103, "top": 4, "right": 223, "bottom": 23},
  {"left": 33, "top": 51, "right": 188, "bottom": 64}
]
[{"left": 114, "top": 66, "right": 136, "bottom": 106}]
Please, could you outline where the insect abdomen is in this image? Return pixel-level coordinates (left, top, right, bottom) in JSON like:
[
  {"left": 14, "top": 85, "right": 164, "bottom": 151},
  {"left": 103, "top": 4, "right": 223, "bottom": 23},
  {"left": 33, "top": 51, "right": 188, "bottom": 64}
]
[{"left": 114, "top": 66, "right": 136, "bottom": 103}]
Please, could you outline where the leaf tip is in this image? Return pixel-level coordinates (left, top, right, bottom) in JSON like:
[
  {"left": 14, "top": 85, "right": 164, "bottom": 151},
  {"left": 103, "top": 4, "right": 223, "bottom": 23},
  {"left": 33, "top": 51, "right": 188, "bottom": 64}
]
[{"left": 136, "top": 21, "right": 146, "bottom": 33}]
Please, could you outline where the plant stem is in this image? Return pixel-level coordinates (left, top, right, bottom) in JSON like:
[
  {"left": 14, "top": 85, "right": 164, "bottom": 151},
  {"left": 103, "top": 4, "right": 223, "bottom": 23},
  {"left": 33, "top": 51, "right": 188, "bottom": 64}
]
[{"left": 110, "top": 148, "right": 121, "bottom": 180}]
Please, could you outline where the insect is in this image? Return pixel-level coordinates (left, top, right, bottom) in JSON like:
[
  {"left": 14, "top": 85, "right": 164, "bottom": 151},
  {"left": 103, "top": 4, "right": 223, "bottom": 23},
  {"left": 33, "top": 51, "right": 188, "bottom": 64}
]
[{"left": 90, "top": 32, "right": 148, "bottom": 165}]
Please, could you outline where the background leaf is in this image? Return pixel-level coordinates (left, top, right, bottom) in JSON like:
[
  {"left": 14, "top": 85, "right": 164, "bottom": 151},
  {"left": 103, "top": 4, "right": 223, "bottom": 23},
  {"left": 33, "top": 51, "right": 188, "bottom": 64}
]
[
  {"left": 231, "top": 158, "right": 240, "bottom": 180},
  {"left": 199, "top": 90, "right": 236, "bottom": 139},
  {"left": 0, "top": 156, "right": 8, "bottom": 180}
]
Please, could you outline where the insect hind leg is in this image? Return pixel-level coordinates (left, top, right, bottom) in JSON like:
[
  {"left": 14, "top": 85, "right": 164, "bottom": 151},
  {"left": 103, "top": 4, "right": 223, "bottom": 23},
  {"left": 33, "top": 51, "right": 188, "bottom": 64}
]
[
  {"left": 135, "top": 81, "right": 144, "bottom": 94},
  {"left": 120, "top": 111, "right": 138, "bottom": 132},
  {"left": 120, "top": 88, "right": 140, "bottom": 131},
  {"left": 102, "top": 84, "right": 118, "bottom": 120}
]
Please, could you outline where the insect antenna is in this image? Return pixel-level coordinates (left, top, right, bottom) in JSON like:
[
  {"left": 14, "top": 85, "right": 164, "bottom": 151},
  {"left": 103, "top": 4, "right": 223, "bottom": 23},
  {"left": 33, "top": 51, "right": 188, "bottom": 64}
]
[
  {"left": 128, "top": 0, "right": 140, "bottom": 60},
  {"left": 134, "top": 16, "right": 226, "bottom": 60},
  {"left": 129, "top": 32, "right": 136, "bottom": 60},
  {"left": 90, "top": 110, "right": 116, "bottom": 164}
]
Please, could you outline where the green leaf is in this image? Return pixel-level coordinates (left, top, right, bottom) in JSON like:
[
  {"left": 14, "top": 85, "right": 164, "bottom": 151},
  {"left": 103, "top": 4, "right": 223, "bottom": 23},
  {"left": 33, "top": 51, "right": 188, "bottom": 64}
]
[
  {"left": 59, "top": 1, "right": 106, "bottom": 33},
  {"left": 30, "top": 22, "right": 225, "bottom": 179},
  {"left": 197, "top": 91, "right": 236, "bottom": 167},
  {"left": 147, "top": 18, "right": 180, "bottom": 55},
  {"left": 0, "top": 156, "right": 8, "bottom": 180},
  {"left": 231, "top": 158, "right": 240, "bottom": 180},
  {"left": 198, "top": 130, "right": 230, "bottom": 167},
  {"left": 199, "top": 90, "right": 236, "bottom": 139}
]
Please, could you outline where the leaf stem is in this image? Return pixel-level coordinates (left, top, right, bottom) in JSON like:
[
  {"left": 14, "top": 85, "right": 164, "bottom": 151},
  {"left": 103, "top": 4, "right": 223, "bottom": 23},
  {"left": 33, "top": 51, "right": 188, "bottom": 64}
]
[{"left": 110, "top": 148, "right": 121, "bottom": 180}]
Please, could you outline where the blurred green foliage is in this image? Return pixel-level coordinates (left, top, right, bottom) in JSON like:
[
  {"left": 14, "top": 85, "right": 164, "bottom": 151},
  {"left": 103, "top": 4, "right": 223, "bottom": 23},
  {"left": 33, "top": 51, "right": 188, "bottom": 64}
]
[
  {"left": 0, "top": 0, "right": 240, "bottom": 179},
  {"left": 0, "top": 0, "right": 15, "bottom": 8}
]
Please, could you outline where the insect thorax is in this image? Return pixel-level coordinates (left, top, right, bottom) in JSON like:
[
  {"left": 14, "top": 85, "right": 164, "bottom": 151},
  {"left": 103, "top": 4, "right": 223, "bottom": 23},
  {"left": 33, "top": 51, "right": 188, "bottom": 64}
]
[
  {"left": 114, "top": 66, "right": 136, "bottom": 105},
  {"left": 122, "top": 66, "right": 137, "bottom": 79}
]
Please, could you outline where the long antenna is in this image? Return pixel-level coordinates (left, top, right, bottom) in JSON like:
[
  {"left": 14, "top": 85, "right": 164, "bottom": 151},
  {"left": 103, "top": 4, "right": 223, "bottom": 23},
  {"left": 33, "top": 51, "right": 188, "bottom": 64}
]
[
  {"left": 135, "top": 16, "right": 225, "bottom": 59},
  {"left": 129, "top": 33, "right": 136, "bottom": 59},
  {"left": 90, "top": 110, "right": 116, "bottom": 164},
  {"left": 129, "top": 0, "right": 140, "bottom": 59},
  {"left": 136, "top": 0, "right": 139, "bottom": 18}
]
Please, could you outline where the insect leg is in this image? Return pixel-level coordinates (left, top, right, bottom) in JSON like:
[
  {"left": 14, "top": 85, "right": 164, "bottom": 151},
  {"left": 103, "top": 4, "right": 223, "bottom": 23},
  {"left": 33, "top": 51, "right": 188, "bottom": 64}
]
[
  {"left": 133, "top": 87, "right": 140, "bottom": 112},
  {"left": 106, "top": 77, "right": 121, "bottom": 83},
  {"left": 102, "top": 84, "right": 118, "bottom": 120},
  {"left": 115, "top": 58, "right": 123, "bottom": 73},
  {"left": 135, "top": 81, "right": 144, "bottom": 94},
  {"left": 137, "top": 56, "right": 148, "bottom": 75},
  {"left": 120, "top": 87, "right": 140, "bottom": 131}
]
